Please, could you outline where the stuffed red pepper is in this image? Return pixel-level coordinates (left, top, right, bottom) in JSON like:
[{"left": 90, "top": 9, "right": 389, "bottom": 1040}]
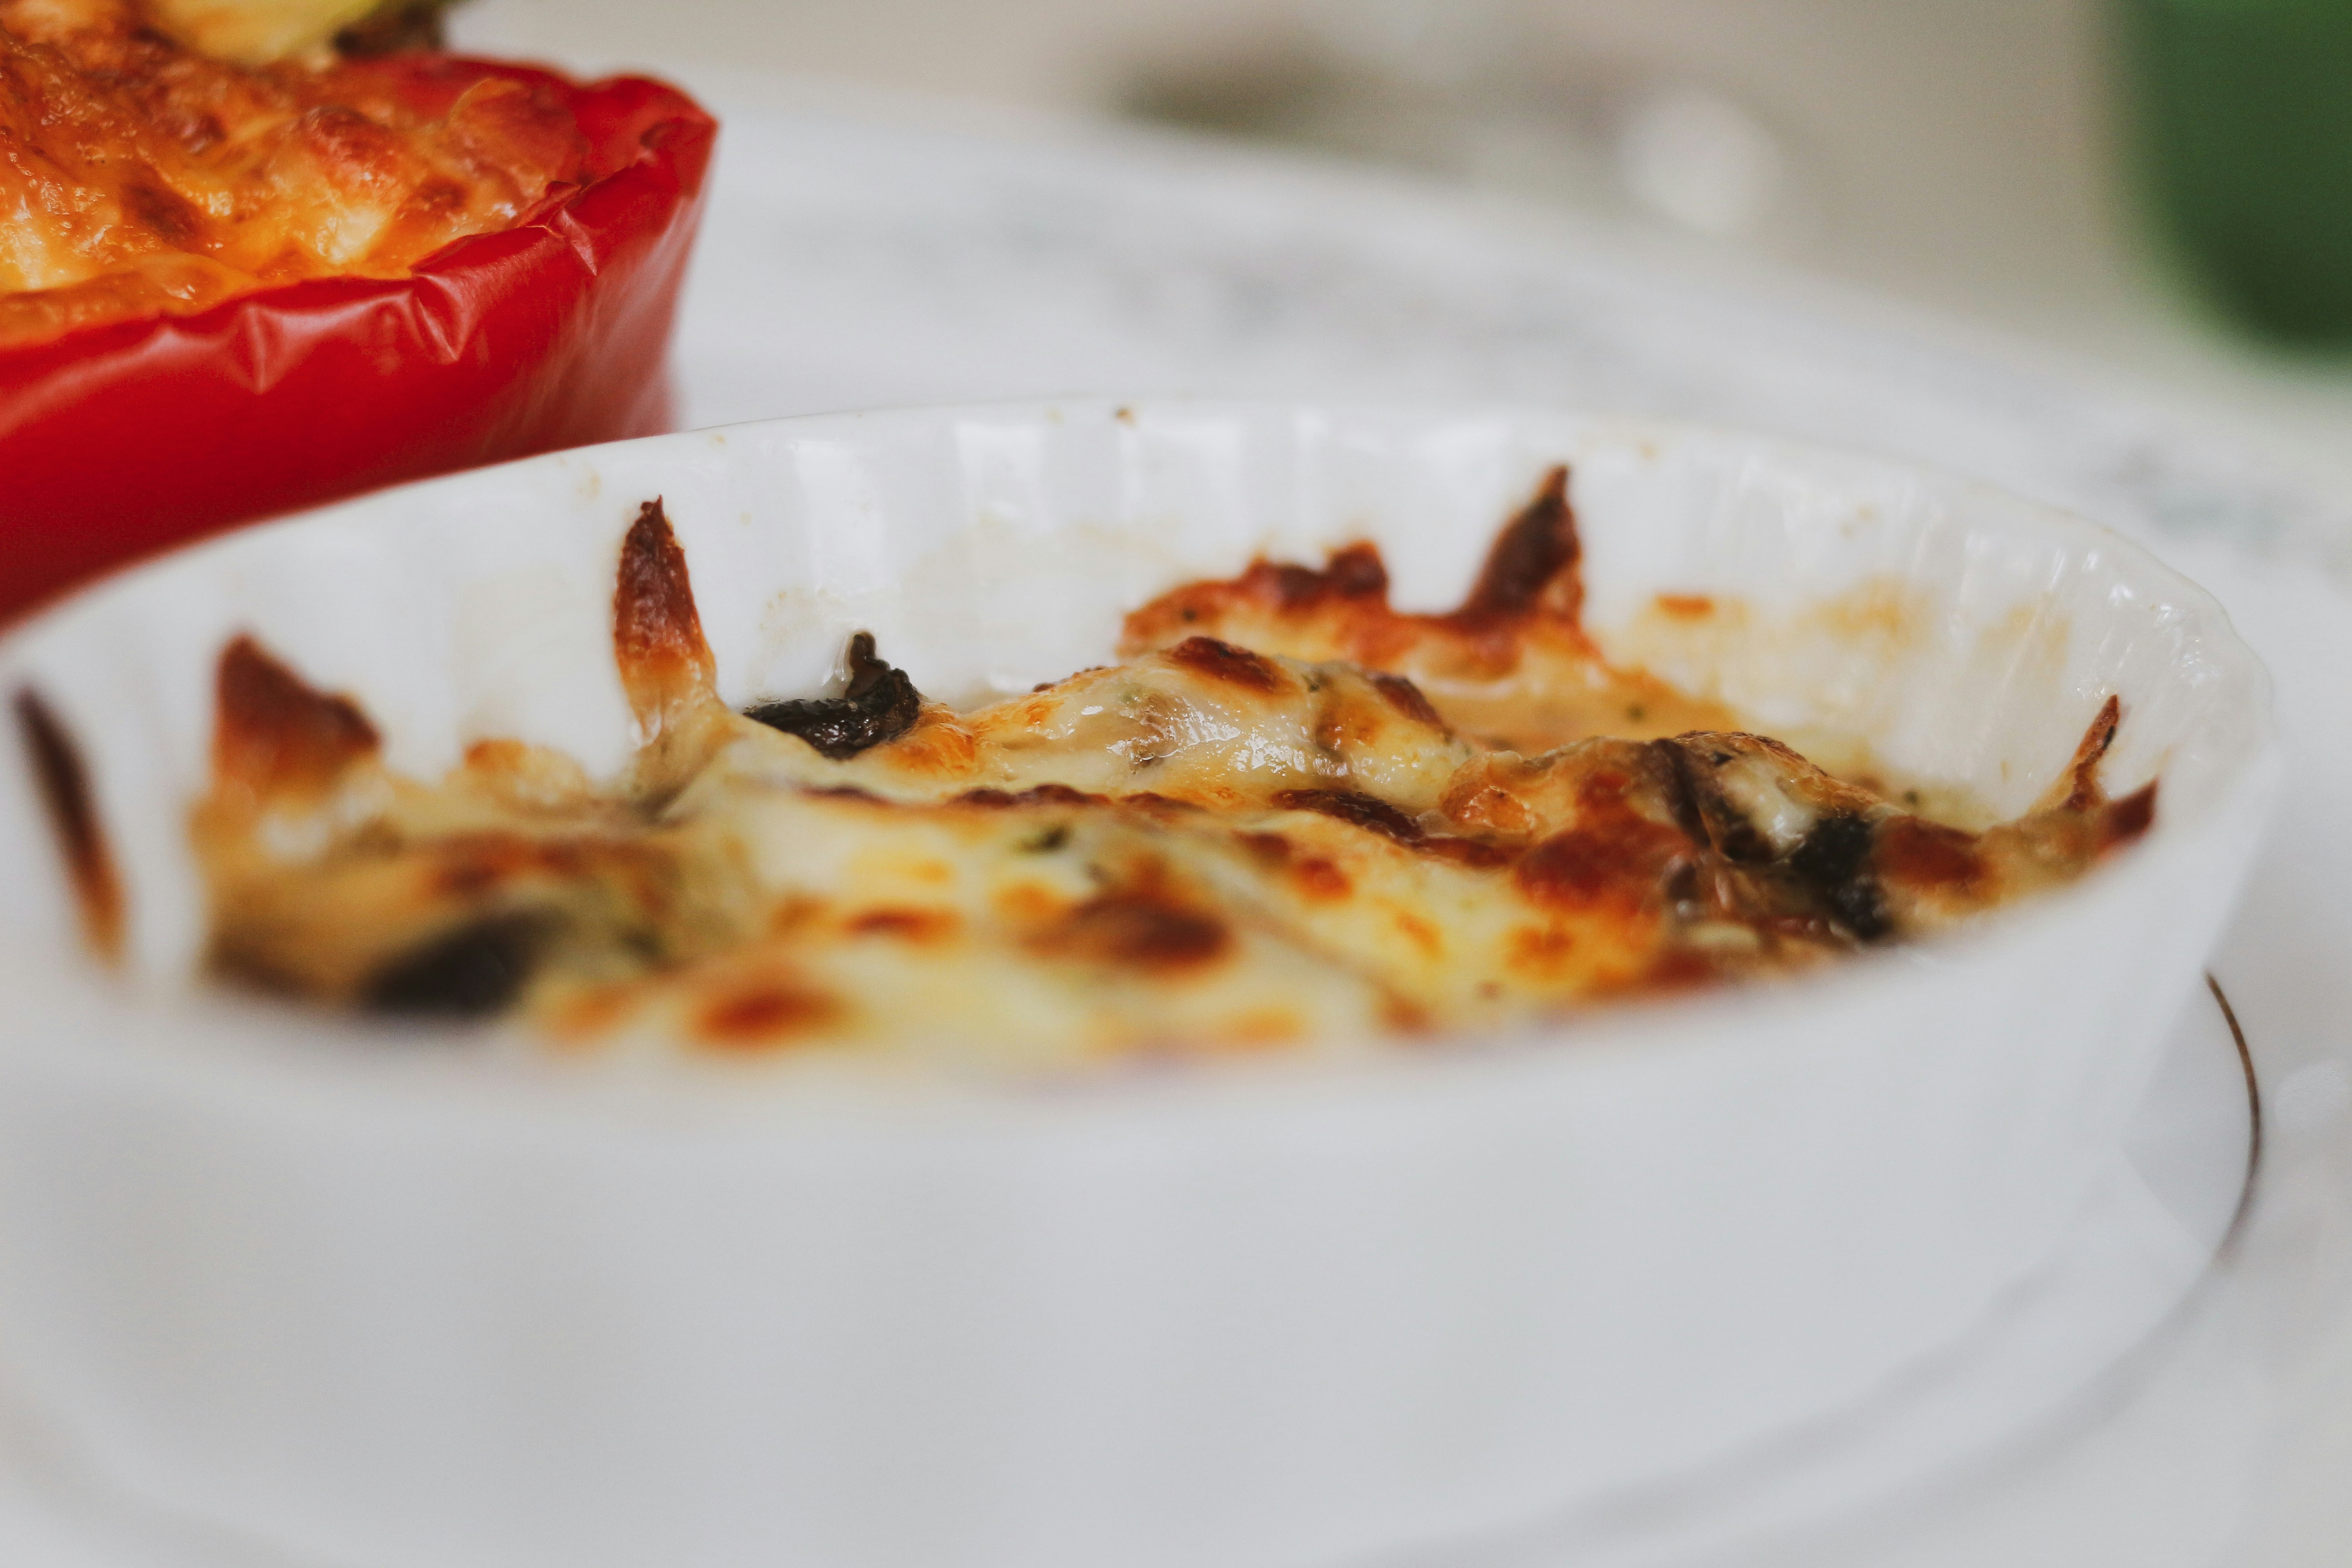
[{"left": 0, "top": 0, "right": 716, "bottom": 619}]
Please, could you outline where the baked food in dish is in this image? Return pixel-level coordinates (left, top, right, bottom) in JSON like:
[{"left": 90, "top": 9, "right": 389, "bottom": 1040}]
[
  {"left": 0, "top": 0, "right": 714, "bottom": 619},
  {"left": 0, "top": 404, "right": 2275, "bottom": 1568},
  {"left": 177, "top": 471, "right": 2154, "bottom": 1060}
]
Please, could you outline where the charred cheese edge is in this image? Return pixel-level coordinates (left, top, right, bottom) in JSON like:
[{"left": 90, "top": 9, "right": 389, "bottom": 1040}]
[
  {"left": 0, "top": 0, "right": 584, "bottom": 344},
  {"left": 180, "top": 475, "right": 2157, "bottom": 1066}
]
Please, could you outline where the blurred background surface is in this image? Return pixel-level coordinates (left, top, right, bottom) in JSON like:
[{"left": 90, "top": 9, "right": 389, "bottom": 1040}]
[{"left": 457, "top": 0, "right": 2352, "bottom": 497}]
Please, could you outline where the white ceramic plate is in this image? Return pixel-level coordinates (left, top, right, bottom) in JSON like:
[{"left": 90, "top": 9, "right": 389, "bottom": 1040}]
[{"left": 0, "top": 399, "right": 2277, "bottom": 1568}]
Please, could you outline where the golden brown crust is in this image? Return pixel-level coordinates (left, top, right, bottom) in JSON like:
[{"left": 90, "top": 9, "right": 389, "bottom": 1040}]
[
  {"left": 2101, "top": 780, "right": 2158, "bottom": 850},
  {"left": 1510, "top": 752, "right": 1695, "bottom": 917},
  {"left": 211, "top": 632, "right": 378, "bottom": 803},
  {"left": 1120, "top": 468, "right": 1730, "bottom": 748},
  {"left": 183, "top": 482, "right": 2161, "bottom": 1060},
  {"left": 612, "top": 498, "right": 717, "bottom": 736},
  {"left": 0, "top": 0, "right": 587, "bottom": 343},
  {"left": 1161, "top": 635, "right": 1291, "bottom": 696},
  {"left": 1117, "top": 468, "right": 1587, "bottom": 679},
  {"left": 1446, "top": 464, "right": 1583, "bottom": 637},
  {"left": 13, "top": 687, "right": 123, "bottom": 962},
  {"left": 1026, "top": 883, "right": 1232, "bottom": 975},
  {"left": 696, "top": 982, "right": 840, "bottom": 1049},
  {"left": 2061, "top": 693, "right": 2122, "bottom": 812}
]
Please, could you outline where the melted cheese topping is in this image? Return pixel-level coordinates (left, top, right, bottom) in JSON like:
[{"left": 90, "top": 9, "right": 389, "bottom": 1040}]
[
  {"left": 0, "top": 0, "right": 586, "bottom": 345},
  {"left": 183, "top": 475, "right": 2156, "bottom": 1068}
]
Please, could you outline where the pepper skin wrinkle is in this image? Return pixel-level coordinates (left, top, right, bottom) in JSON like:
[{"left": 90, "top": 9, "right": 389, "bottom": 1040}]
[{"left": 0, "top": 0, "right": 716, "bottom": 621}]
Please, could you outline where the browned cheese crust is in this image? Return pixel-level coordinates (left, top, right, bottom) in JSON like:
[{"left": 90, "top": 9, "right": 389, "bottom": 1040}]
[
  {"left": 12, "top": 686, "right": 123, "bottom": 960},
  {"left": 178, "top": 475, "right": 2158, "bottom": 1064},
  {"left": 1119, "top": 467, "right": 1736, "bottom": 750},
  {"left": 0, "top": 0, "right": 585, "bottom": 344}
]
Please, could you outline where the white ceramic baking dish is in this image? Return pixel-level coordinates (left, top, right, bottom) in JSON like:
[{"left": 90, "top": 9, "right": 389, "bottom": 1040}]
[{"left": 0, "top": 402, "right": 2278, "bottom": 1568}]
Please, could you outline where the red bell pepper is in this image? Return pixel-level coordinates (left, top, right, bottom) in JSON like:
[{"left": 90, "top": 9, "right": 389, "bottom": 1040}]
[{"left": 0, "top": 56, "right": 716, "bottom": 622}]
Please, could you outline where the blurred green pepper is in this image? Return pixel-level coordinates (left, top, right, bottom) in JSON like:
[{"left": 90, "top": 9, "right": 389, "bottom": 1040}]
[{"left": 2119, "top": 0, "right": 2352, "bottom": 343}]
